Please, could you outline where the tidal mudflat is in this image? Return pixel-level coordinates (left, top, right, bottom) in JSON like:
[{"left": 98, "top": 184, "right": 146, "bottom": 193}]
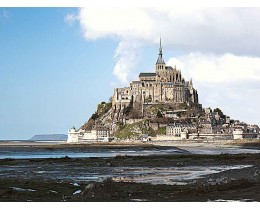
[
  {"left": 0, "top": 144, "right": 259, "bottom": 202},
  {"left": 0, "top": 141, "right": 259, "bottom": 159}
]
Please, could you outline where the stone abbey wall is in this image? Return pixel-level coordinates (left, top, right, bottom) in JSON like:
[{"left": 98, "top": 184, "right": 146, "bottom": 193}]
[
  {"left": 111, "top": 40, "right": 200, "bottom": 116},
  {"left": 112, "top": 66, "right": 199, "bottom": 111}
]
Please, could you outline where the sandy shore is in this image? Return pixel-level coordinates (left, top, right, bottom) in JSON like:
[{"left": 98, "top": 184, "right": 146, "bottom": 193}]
[
  {"left": 152, "top": 139, "right": 260, "bottom": 146},
  {"left": 1, "top": 139, "right": 259, "bottom": 149}
]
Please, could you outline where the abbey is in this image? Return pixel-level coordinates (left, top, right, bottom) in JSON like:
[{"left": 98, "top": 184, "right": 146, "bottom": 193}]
[
  {"left": 112, "top": 39, "right": 200, "bottom": 112},
  {"left": 68, "top": 38, "right": 260, "bottom": 143}
]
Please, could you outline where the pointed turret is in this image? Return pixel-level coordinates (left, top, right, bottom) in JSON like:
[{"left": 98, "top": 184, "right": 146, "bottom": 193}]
[
  {"left": 156, "top": 37, "right": 165, "bottom": 72},
  {"left": 156, "top": 38, "right": 165, "bottom": 65},
  {"left": 190, "top": 78, "right": 193, "bottom": 87}
]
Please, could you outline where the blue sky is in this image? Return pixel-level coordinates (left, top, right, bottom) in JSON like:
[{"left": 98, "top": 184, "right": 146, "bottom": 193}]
[
  {"left": 0, "top": 8, "right": 160, "bottom": 139},
  {"left": 0, "top": 8, "right": 115, "bottom": 139},
  {"left": 1, "top": 7, "right": 260, "bottom": 139}
]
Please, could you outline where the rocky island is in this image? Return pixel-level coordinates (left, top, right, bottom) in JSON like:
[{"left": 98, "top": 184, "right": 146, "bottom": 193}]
[{"left": 67, "top": 39, "right": 260, "bottom": 143}]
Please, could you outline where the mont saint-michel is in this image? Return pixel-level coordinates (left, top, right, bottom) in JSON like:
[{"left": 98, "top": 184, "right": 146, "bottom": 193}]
[
  {"left": 68, "top": 40, "right": 260, "bottom": 143},
  {"left": 1, "top": 8, "right": 260, "bottom": 203}
]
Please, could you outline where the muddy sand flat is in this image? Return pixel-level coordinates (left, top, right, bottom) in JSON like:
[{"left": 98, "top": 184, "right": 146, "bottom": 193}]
[
  {"left": 0, "top": 141, "right": 259, "bottom": 201},
  {"left": 0, "top": 153, "right": 259, "bottom": 202}
]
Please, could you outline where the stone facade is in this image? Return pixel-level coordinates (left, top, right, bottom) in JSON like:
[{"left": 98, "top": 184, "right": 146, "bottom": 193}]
[
  {"left": 112, "top": 39, "right": 200, "bottom": 115},
  {"left": 67, "top": 125, "right": 111, "bottom": 143},
  {"left": 233, "top": 129, "right": 244, "bottom": 140},
  {"left": 67, "top": 126, "right": 80, "bottom": 143},
  {"left": 166, "top": 123, "right": 197, "bottom": 138}
]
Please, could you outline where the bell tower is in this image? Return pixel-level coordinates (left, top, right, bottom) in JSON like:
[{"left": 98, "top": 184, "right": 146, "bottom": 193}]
[{"left": 155, "top": 37, "right": 165, "bottom": 73}]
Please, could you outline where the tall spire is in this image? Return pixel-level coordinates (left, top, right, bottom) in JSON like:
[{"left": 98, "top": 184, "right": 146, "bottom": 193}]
[
  {"left": 159, "top": 37, "right": 162, "bottom": 55},
  {"left": 156, "top": 37, "right": 165, "bottom": 65}
]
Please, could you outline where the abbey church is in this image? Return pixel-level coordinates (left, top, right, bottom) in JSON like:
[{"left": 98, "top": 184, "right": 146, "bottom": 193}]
[{"left": 112, "top": 39, "right": 200, "bottom": 113}]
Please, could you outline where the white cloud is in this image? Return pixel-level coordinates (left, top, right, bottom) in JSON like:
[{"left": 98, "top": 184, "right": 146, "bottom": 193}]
[
  {"left": 65, "top": 7, "right": 260, "bottom": 125},
  {"left": 78, "top": 8, "right": 154, "bottom": 40},
  {"left": 198, "top": 85, "right": 260, "bottom": 126},
  {"left": 76, "top": 7, "right": 260, "bottom": 55},
  {"left": 69, "top": 7, "right": 260, "bottom": 84},
  {"left": 167, "top": 53, "right": 260, "bottom": 86},
  {"left": 64, "top": 13, "right": 78, "bottom": 25},
  {"left": 113, "top": 40, "right": 141, "bottom": 84},
  {"left": 167, "top": 53, "right": 260, "bottom": 125}
]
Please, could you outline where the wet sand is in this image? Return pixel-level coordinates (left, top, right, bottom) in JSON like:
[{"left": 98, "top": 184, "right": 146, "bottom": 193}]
[
  {"left": 0, "top": 140, "right": 259, "bottom": 201},
  {"left": 0, "top": 141, "right": 259, "bottom": 160},
  {"left": 0, "top": 153, "right": 260, "bottom": 201},
  {"left": 1, "top": 139, "right": 259, "bottom": 149}
]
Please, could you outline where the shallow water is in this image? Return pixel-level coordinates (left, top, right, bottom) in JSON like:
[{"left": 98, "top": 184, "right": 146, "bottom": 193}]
[
  {"left": 110, "top": 165, "right": 253, "bottom": 185},
  {"left": 0, "top": 161, "right": 252, "bottom": 186},
  {"left": 0, "top": 146, "right": 259, "bottom": 159},
  {"left": 0, "top": 148, "right": 188, "bottom": 159},
  {"left": 186, "top": 147, "right": 260, "bottom": 155},
  {"left": 209, "top": 199, "right": 255, "bottom": 202}
]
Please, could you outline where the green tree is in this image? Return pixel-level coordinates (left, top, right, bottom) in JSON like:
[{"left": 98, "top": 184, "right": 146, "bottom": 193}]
[
  {"left": 213, "top": 108, "right": 224, "bottom": 117},
  {"left": 90, "top": 112, "right": 99, "bottom": 120},
  {"left": 156, "top": 110, "right": 163, "bottom": 118},
  {"left": 123, "top": 96, "right": 133, "bottom": 115}
]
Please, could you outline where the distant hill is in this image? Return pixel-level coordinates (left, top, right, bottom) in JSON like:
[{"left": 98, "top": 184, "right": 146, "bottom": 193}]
[{"left": 29, "top": 134, "right": 68, "bottom": 141}]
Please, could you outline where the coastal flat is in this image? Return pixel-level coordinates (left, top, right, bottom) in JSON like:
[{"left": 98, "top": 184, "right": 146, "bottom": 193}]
[
  {"left": 0, "top": 145, "right": 259, "bottom": 201},
  {"left": 1, "top": 139, "right": 259, "bottom": 148}
]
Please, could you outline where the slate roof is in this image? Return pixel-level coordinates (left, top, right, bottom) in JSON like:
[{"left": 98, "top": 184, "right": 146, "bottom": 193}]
[
  {"left": 165, "top": 66, "right": 174, "bottom": 70},
  {"left": 156, "top": 54, "right": 165, "bottom": 64},
  {"left": 156, "top": 38, "right": 165, "bottom": 64},
  {"left": 139, "top": 73, "right": 156, "bottom": 77}
]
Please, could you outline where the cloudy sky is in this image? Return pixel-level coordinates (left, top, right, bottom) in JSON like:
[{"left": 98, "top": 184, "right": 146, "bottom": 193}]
[{"left": 1, "top": 7, "right": 260, "bottom": 139}]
